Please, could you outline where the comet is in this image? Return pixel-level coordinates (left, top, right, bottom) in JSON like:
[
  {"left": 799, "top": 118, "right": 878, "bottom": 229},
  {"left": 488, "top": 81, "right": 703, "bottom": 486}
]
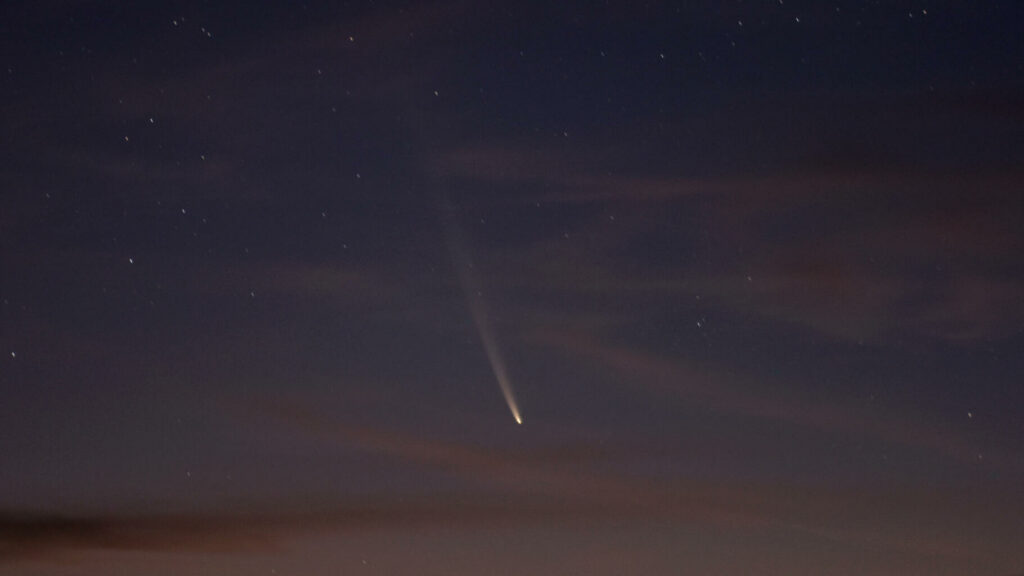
[{"left": 440, "top": 199, "right": 523, "bottom": 425}]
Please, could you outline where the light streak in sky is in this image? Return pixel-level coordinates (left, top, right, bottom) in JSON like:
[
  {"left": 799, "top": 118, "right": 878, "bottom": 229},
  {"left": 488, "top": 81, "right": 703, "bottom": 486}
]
[{"left": 440, "top": 200, "right": 523, "bottom": 425}]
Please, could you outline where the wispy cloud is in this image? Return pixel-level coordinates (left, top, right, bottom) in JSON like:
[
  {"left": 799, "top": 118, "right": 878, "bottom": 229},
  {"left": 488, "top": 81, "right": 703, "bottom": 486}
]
[
  {"left": 5, "top": 400, "right": 1020, "bottom": 568},
  {"left": 429, "top": 140, "right": 1024, "bottom": 344},
  {"left": 527, "top": 327, "right": 1007, "bottom": 467}
]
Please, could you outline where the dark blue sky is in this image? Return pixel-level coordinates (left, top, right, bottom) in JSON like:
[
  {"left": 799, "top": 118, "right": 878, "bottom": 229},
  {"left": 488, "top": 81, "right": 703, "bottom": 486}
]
[{"left": 2, "top": 1, "right": 1023, "bottom": 574}]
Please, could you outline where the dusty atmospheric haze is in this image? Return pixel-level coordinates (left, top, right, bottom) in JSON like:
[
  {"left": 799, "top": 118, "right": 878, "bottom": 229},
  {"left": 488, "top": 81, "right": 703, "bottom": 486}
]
[{"left": 1, "top": 1, "right": 1023, "bottom": 575}]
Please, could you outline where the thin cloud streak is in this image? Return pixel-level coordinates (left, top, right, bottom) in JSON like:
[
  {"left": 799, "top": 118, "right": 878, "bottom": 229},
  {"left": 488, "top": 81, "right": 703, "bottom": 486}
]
[
  {"left": 5, "top": 400, "right": 1020, "bottom": 568},
  {"left": 430, "top": 142, "right": 1024, "bottom": 343},
  {"left": 529, "top": 327, "right": 1004, "bottom": 467}
]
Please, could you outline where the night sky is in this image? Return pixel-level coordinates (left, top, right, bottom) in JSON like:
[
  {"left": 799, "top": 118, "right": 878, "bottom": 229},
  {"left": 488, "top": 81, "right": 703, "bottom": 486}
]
[{"left": 2, "top": 1, "right": 1024, "bottom": 574}]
